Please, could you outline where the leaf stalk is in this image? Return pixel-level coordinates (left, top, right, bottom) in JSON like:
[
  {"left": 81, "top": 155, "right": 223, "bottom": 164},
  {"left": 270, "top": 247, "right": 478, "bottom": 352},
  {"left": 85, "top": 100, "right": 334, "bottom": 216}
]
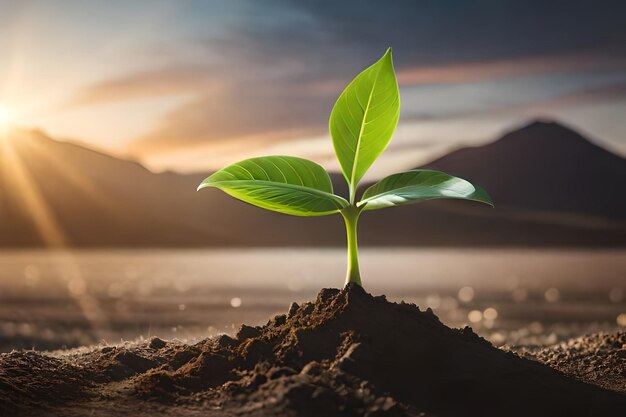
[{"left": 341, "top": 204, "right": 363, "bottom": 287}]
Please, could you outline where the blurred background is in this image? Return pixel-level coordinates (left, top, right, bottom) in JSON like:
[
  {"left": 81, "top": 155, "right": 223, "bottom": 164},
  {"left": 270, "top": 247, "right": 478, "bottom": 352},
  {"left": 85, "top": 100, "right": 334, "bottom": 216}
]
[{"left": 0, "top": 0, "right": 624, "bottom": 352}]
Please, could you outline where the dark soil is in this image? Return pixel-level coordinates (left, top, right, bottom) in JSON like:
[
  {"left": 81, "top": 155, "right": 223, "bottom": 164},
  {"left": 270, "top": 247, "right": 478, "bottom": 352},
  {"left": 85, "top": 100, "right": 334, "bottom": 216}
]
[
  {"left": 512, "top": 332, "right": 626, "bottom": 395},
  {"left": 1, "top": 284, "right": 624, "bottom": 417}
]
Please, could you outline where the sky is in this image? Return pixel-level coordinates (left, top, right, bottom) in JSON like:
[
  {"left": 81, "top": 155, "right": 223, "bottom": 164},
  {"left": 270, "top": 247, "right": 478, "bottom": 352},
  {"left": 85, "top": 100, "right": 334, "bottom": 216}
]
[{"left": 1, "top": 0, "right": 625, "bottom": 177}]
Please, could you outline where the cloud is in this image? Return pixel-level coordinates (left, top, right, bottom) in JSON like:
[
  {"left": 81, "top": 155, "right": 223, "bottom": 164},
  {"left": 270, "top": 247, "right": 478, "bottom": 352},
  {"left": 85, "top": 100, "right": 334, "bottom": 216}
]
[
  {"left": 126, "top": 83, "right": 333, "bottom": 155},
  {"left": 66, "top": 65, "right": 219, "bottom": 107},
  {"left": 125, "top": 52, "right": 626, "bottom": 155},
  {"left": 64, "top": 0, "right": 626, "bottom": 159},
  {"left": 397, "top": 54, "right": 626, "bottom": 85},
  {"left": 402, "top": 79, "right": 626, "bottom": 123},
  {"left": 284, "top": 0, "right": 626, "bottom": 63},
  {"left": 530, "top": 81, "right": 626, "bottom": 109}
]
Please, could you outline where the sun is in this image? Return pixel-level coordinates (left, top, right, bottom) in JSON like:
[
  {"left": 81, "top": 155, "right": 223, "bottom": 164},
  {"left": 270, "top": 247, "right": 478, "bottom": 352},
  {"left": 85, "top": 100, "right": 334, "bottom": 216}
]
[{"left": 0, "top": 104, "right": 16, "bottom": 133}]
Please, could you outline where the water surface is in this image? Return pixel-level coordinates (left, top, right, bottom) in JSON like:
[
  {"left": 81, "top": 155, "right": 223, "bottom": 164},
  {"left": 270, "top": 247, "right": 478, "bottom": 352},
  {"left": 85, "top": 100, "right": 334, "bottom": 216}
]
[{"left": 0, "top": 248, "right": 624, "bottom": 351}]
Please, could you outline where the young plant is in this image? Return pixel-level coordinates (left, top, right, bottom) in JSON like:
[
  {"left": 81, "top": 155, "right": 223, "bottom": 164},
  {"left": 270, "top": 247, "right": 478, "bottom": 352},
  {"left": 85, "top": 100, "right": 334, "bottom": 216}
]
[{"left": 198, "top": 48, "right": 493, "bottom": 287}]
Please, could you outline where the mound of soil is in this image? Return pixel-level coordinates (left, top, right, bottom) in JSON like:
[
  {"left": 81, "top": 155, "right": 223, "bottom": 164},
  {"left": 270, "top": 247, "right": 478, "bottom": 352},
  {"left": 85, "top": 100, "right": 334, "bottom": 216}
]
[
  {"left": 513, "top": 332, "right": 626, "bottom": 395},
  {"left": 1, "top": 284, "right": 624, "bottom": 417}
]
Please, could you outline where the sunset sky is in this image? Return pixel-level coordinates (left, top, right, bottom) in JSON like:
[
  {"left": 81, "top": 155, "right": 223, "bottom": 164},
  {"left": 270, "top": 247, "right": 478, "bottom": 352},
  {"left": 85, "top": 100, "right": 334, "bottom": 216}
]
[{"left": 1, "top": 0, "right": 625, "bottom": 177}]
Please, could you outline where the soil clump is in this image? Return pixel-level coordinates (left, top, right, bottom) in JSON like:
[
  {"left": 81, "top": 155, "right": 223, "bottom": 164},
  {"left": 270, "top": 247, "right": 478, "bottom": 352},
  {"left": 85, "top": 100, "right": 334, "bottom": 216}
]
[{"left": 1, "top": 284, "right": 624, "bottom": 416}]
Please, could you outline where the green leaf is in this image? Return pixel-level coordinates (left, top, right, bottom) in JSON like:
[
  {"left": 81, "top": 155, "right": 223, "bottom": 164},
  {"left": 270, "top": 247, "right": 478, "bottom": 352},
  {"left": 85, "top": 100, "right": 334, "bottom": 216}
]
[
  {"left": 359, "top": 170, "right": 494, "bottom": 211},
  {"left": 329, "top": 48, "right": 400, "bottom": 198},
  {"left": 197, "top": 156, "right": 349, "bottom": 216}
]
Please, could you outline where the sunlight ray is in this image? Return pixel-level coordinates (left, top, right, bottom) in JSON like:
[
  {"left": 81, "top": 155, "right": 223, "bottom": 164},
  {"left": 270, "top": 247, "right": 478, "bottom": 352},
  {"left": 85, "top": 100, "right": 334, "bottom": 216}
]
[
  {"left": 20, "top": 135, "right": 117, "bottom": 211},
  {"left": 0, "top": 135, "right": 68, "bottom": 247},
  {"left": 0, "top": 134, "right": 111, "bottom": 339}
]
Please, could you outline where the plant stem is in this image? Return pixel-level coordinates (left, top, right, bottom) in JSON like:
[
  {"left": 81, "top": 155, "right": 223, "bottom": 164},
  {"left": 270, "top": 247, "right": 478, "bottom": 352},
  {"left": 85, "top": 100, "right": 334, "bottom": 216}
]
[
  {"left": 349, "top": 184, "right": 357, "bottom": 206},
  {"left": 341, "top": 205, "right": 362, "bottom": 287}
]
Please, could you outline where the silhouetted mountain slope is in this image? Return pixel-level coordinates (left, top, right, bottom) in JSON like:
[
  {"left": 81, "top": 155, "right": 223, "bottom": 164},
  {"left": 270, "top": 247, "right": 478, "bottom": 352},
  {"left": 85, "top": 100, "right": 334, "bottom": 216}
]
[
  {"left": 419, "top": 120, "right": 626, "bottom": 219},
  {"left": 0, "top": 130, "right": 344, "bottom": 247},
  {"left": 0, "top": 124, "right": 624, "bottom": 248},
  {"left": 1, "top": 130, "right": 208, "bottom": 246}
]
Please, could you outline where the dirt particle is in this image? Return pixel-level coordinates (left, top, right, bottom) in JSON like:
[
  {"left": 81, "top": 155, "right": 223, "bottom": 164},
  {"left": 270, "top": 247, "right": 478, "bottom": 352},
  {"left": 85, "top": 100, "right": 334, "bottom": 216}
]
[
  {"left": 271, "top": 314, "right": 287, "bottom": 326},
  {"left": 236, "top": 324, "right": 261, "bottom": 341},
  {"left": 300, "top": 361, "right": 324, "bottom": 376},
  {"left": 170, "top": 349, "right": 198, "bottom": 370},
  {"left": 149, "top": 337, "right": 167, "bottom": 350},
  {"left": 287, "top": 302, "right": 300, "bottom": 318},
  {"left": 114, "top": 350, "right": 158, "bottom": 373},
  {"left": 241, "top": 338, "right": 273, "bottom": 366},
  {"left": 216, "top": 334, "right": 237, "bottom": 348},
  {"left": 300, "top": 302, "right": 315, "bottom": 316},
  {"left": 268, "top": 366, "right": 297, "bottom": 379}
]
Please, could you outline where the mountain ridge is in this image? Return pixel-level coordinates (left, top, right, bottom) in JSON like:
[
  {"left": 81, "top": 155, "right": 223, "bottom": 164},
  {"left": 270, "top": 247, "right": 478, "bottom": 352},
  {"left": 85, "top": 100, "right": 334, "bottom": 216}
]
[
  {"left": 0, "top": 121, "right": 624, "bottom": 248},
  {"left": 418, "top": 120, "right": 626, "bottom": 219}
]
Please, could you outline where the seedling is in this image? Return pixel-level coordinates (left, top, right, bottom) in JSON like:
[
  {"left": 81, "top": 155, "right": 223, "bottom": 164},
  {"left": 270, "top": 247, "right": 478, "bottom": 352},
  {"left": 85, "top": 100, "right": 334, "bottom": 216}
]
[{"left": 198, "top": 48, "right": 493, "bottom": 287}]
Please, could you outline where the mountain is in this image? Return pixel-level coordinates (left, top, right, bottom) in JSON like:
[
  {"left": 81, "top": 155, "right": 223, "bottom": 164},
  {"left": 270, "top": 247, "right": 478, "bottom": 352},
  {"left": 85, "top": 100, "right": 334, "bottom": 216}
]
[
  {"left": 0, "top": 130, "right": 211, "bottom": 247},
  {"left": 0, "top": 129, "right": 343, "bottom": 247},
  {"left": 0, "top": 123, "right": 624, "bottom": 248},
  {"left": 419, "top": 120, "right": 626, "bottom": 219}
]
